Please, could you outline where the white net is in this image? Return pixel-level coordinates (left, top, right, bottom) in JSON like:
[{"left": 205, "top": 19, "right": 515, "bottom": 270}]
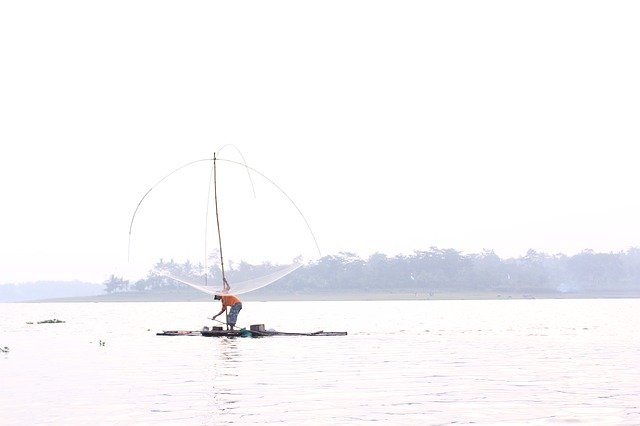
[
  {"left": 163, "top": 263, "right": 302, "bottom": 296},
  {"left": 128, "top": 150, "right": 320, "bottom": 297}
]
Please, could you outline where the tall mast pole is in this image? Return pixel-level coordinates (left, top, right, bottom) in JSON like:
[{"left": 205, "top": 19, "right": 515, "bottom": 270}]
[{"left": 213, "top": 153, "right": 226, "bottom": 288}]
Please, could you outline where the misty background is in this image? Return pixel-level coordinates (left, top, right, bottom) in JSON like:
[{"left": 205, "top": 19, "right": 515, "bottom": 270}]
[
  {"left": 1, "top": 2, "right": 639, "bottom": 288},
  {"left": 3, "top": 247, "right": 639, "bottom": 302}
]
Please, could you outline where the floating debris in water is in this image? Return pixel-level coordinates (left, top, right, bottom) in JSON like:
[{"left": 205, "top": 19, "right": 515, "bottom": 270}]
[
  {"left": 0, "top": 346, "right": 9, "bottom": 353},
  {"left": 37, "top": 319, "right": 65, "bottom": 324},
  {"left": 99, "top": 340, "right": 105, "bottom": 346},
  {"left": 26, "top": 322, "right": 33, "bottom": 324}
]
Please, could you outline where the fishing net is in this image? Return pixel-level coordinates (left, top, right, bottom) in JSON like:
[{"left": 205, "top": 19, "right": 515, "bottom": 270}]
[
  {"left": 163, "top": 262, "right": 302, "bottom": 296},
  {"left": 128, "top": 150, "right": 319, "bottom": 297}
]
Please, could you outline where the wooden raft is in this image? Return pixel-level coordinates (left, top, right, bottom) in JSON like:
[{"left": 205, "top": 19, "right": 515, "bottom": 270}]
[
  {"left": 200, "top": 329, "right": 347, "bottom": 337},
  {"left": 158, "top": 324, "right": 347, "bottom": 337}
]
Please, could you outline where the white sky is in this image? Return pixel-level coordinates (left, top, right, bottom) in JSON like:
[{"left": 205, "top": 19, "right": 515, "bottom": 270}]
[{"left": 1, "top": 1, "right": 639, "bottom": 285}]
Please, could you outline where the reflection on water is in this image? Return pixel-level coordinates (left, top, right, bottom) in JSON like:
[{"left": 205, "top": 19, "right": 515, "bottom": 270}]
[{"left": 1, "top": 299, "right": 639, "bottom": 425}]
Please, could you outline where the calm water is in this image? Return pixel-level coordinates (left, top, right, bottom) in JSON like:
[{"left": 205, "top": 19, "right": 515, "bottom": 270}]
[{"left": 1, "top": 299, "right": 639, "bottom": 425}]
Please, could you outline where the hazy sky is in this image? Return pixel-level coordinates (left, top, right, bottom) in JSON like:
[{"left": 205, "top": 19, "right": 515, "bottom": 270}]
[{"left": 1, "top": 1, "right": 639, "bottom": 285}]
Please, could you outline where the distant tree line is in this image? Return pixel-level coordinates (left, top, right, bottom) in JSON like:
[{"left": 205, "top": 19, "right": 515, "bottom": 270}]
[
  {"left": 103, "top": 247, "right": 640, "bottom": 296},
  {"left": 0, "top": 281, "right": 104, "bottom": 302}
]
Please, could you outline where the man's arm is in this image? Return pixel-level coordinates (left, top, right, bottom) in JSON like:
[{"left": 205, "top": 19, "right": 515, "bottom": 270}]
[{"left": 212, "top": 306, "right": 225, "bottom": 319}]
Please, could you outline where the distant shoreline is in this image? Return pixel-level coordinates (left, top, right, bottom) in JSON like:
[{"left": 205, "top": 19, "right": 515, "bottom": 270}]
[{"left": 16, "top": 291, "right": 640, "bottom": 303}]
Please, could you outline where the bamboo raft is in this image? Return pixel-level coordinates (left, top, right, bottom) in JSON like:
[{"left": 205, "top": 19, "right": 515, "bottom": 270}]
[{"left": 157, "top": 324, "right": 347, "bottom": 337}]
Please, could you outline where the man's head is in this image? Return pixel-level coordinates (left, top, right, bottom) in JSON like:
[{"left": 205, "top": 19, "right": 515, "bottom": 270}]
[{"left": 214, "top": 295, "right": 221, "bottom": 300}]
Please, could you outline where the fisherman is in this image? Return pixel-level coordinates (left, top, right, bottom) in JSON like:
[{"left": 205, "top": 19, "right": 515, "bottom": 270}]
[{"left": 212, "top": 293, "right": 242, "bottom": 330}]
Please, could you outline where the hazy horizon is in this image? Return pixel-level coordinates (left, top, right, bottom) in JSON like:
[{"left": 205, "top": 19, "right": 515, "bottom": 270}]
[{"left": 3, "top": 244, "right": 639, "bottom": 288}]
